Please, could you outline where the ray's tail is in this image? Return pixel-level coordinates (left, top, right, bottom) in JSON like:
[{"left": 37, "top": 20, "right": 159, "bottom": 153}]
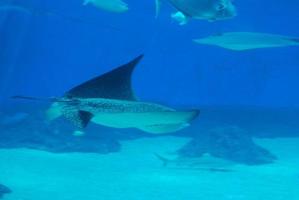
[
  {"left": 12, "top": 95, "right": 46, "bottom": 101},
  {"left": 11, "top": 95, "right": 55, "bottom": 102},
  {"left": 11, "top": 95, "right": 71, "bottom": 103}
]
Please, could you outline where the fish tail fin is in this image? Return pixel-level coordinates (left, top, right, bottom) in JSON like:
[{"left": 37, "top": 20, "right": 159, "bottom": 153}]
[
  {"left": 154, "top": 153, "right": 170, "bottom": 167},
  {"left": 155, "top": 0, "right": 162, "bottom": 18}
]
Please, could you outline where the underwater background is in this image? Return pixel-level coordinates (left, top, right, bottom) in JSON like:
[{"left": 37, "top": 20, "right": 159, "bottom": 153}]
[{"left": 0, "top": 0, "right": 299, "bottom": 199}]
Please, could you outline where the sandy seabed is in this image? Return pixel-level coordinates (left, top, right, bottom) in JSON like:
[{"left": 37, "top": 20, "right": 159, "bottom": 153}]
[{"left": 0, "top": 136, "right": 298, "bottom": 200}]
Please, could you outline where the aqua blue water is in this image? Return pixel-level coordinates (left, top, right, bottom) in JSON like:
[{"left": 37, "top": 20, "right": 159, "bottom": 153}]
[{"left": 0, "top": 0, "right": 299, "bottom": 199}]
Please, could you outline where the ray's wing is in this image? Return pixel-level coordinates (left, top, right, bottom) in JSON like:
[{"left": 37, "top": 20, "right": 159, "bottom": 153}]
[{"left": 65, "top": 55, "right": 144, "bottom": 101}]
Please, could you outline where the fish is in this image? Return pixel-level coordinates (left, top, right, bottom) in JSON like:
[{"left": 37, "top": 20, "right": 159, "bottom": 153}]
[
  {"left": 0, "top": 4, "right": 31, "bottom": 14},
  {"left": 13, "top": 55, "right": 199, "bottom": 135},
  {"left": 0, "top": 2, "right": 119, "bottom": 31},
  {"left": 155, "top": 153, "right": 235, "bottom": 172},
  {"left": 156, "top": 0, "right": 236, "bottom": 25},
  {"left": 83, "top": 0, "right": 128, "bottom": 13},
  {"left": 194, "top": 32, "right": 299, "bottom": 51}
]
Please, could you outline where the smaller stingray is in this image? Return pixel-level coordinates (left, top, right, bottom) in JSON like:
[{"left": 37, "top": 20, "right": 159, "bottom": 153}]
[
  {"left": 194, "top": 32, "right": 299, "bottom": 51},
  {"left": 83, "top": 0, "right": 128, "bottom": 13},
  {"left": 156, "top": 0, "right": 236, "bottom": 25},
  {"left": 155, "top": 153, "right": 235, "bottom": 172}
]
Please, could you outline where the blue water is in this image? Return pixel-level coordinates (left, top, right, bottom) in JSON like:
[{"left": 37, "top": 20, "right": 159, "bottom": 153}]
[
  {"left": 0, "top": 0, "right": 299, "bottom": 199},
  {"left": 1, "top": 0, "right": 299, "bottom": 107}
]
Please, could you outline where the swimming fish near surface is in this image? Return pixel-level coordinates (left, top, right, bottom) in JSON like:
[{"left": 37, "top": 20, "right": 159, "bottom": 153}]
[
  {"left": 13, "top": 55, "right": 199, "bottom": 135},
  {"left": 155, "top": 0, "right": 236, "bottom": 25},
  {"left": 194, "top": 32, "right": 299, "bottom": 51},
  {"left": 83, "top": 0, "right": 128, "bottom": 13}
]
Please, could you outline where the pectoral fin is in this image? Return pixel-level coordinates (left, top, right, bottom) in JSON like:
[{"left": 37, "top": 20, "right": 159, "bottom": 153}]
[{"left": 63, "top": 110, "right": 94, "bottom": 129}]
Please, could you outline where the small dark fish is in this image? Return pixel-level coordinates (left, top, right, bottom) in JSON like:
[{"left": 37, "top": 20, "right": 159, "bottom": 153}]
[{"left": 0, "top": 184, "right": 11, "bottom": 199}]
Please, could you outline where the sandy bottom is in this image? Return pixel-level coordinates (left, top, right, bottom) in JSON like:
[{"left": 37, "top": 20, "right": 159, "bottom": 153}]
[{"left": 0, "top": 136, "right": 299, "bottom": 200}]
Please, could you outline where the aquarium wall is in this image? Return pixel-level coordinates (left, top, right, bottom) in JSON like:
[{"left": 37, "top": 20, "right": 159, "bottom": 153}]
[{"left": 1, "top": 0, "right": 299, "bottom": 200}]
